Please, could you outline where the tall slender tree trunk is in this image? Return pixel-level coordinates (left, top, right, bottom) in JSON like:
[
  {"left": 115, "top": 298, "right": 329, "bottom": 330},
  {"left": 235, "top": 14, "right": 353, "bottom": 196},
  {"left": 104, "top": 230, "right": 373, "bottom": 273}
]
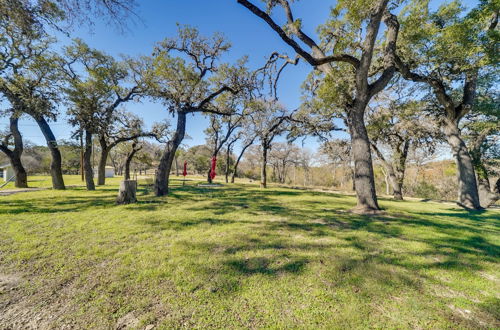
[
  {"left": 97, "top": 136, "right": 109, "bottom": 186},
  {"left": 33, "top": 116, "right": 65, "bottom": 190},
  {"left": 260, "top": 141, "right": 268, "bottom": 188},
  {"left": 225, "top": 147, "right": 231, "bottom": 183},
  {"left": 83, "top": 130, "right": 95, "bottom": 190},
  {"left": 0, "top": 117, "right": 28, "bottom": 188},
  {"left": 348, "top": 106, "right": 380, "bottom": 212},
  {"left": 443, "top": 119, "right": 481, "bottom": 209},
  {"left": 155, "top": 112, "right": 186, "bottom": 196}
]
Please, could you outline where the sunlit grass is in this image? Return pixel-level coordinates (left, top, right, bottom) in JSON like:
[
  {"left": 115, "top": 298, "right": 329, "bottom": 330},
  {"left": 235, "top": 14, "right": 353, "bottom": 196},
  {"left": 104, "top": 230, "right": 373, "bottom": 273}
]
[{"left": 0, "top": 175, "right": 498, "bottom": 328}]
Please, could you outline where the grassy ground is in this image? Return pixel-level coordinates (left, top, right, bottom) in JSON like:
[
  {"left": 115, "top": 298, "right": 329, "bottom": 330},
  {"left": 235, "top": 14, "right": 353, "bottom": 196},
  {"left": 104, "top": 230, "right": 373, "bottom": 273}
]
[{"left": 0, "top": 175, "right": 499, "bottom": 329}]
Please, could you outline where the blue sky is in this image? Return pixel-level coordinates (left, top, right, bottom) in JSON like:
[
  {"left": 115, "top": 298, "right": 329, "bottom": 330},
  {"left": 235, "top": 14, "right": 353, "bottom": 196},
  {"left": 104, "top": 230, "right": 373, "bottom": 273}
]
[
  {"left": 4, "top": 0, "right": 331, "bottom": 151},
  {"left": 1, "top": 0, "right": 478, "bottom": 153}
]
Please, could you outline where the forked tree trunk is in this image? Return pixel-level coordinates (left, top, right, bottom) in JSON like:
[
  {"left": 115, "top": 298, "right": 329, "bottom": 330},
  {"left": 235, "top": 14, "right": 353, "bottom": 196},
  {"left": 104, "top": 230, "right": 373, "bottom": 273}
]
[
  {"left": 0, "top": 117, "right": 28, "bottom": 188},
  {"left": 443, "top": 120, "right": 481, "bottom": 209},
  {"left": 348, "top": 106, "right": 380, "bottom": 212},
  {"left": 155, "top": 112, "right": 186, "bottom": 196},
  {"left": 34, "top": 116, "right": 65, "bottom": 190},
  {"left": 83, "top": 130, "right": 95, "bottom": 191}
]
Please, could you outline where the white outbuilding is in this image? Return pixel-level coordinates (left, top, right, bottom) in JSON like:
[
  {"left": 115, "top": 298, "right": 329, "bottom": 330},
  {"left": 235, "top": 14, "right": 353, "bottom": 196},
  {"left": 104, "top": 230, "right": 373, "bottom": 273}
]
[
  {"left": 0, "top": 163, "right": 15, "bottom": 182},
  {"left": 94, "top": 166, "right": 115, "bottom": 178}
]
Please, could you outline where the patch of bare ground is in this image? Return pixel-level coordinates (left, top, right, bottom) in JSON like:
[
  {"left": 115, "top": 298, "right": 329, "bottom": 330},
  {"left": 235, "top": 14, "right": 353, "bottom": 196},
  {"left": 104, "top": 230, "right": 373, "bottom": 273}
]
[
  {"left": 0, "top": 188, "right": 46, "bottom": 196},
  {"left": 0, "top": 270, "right": 78, "bottom": 329},
  {"left": 0, "top": 265, "right": 157, "bottom": 329}
]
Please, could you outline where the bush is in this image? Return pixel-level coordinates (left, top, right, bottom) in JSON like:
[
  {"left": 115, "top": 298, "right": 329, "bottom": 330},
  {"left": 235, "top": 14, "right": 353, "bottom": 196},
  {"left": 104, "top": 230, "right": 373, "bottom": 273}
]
[{"left": 413, "top": 181, "right": 440, "bottom": 199}]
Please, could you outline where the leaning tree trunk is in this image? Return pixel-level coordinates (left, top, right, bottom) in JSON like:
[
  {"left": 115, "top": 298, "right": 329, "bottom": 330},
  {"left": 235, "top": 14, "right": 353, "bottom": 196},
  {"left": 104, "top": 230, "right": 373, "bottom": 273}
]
[
  {"left": 97, "top": 137, "right": 110, "bottom": 186},
  {"left": 231, "top": 140, "right": 254, "bottom": 183},
  {"left": 155, "top": 112, "right": 186, "bottom": 196},
  {"left": 124, "top": 148, "right": 139, "bottom": 181},
  {"left": 34, "top": 116, "right": 65, "bottom": 190},
  {"left": 83, "top": 130, "right": 95, "bottom": 191},
  {"left": 260, "top": 141, "right": 268, "bottom": 188},
  {"left": 348, "top": 106, "right": 380, "bottom": 213},
  {"left": 443, "top": 120, "right": 481, "bottom": 209}
]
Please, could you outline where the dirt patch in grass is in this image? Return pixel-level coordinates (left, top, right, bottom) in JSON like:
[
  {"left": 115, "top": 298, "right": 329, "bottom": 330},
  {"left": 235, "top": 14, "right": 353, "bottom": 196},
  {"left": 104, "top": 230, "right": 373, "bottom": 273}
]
[{"left": 0, "top": 269, "right": 77, "bottom": 329}]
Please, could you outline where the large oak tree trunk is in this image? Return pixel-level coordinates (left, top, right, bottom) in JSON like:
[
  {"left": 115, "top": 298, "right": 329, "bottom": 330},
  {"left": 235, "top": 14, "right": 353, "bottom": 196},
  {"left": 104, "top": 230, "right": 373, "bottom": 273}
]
[
  {"left": 443, "top": 120, "right": 481, "bottom": 209},
  {"left": 155, "top": 112, "right": 186, "bottom": 196},
  {"left": 83, "top": 130, "right": 95, "bottom": 191},
  {"left": 34, "top": 116, "right": 65, "bottom": 190},
  {"left": 348, "top": 107, "right": 380, "bottom": 212}
]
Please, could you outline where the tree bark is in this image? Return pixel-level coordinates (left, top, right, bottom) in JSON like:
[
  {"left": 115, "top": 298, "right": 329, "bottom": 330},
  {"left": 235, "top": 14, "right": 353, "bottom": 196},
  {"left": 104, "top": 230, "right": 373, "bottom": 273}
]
[
  {"left": 97, "top": 136, "right": 110, "bottom": 185},
  {"left": 33, "top": 116, "right": 65, "bottom": 190},
  {"left": 231, "top": 138, "right": 254, "bottom": 183},
  {"left": 155, "top": 111, "right": 186, "bottom": 196},
  {"left": 116, "top": 180, "right": 137, "bottom": 204},
  {"left": 0, "top": 117, "right": 28, "bottom": 188},
  {"left": 207, "top": 166, "right": 213, "bottom": 184},
  {"left": 469, "top": 133, "right": 499, "bottom": 208},
  {"left": 261, "top": 140, "right": 268, "bottom": 188},
  {"left": 83, "top": 130, "right": 95, "bottom": 191},
  {"left": 348, "top": 106, "right": 380, "bottom": 212},
  {"left": 225, "top": 147, "right": 231, "bottom": 183},
  {"left": 124, "top": 147, "right": 139, "bottom": 181},
  {"left": 443, "top": 120, "right": 481, "bottom": 209},
  {"left": 175, "top": 156, "right": 179, "bottom": 176}
]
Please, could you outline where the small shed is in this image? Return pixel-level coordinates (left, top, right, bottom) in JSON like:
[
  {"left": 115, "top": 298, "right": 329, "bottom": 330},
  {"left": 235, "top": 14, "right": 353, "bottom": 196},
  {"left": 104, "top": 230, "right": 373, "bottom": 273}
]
[
  {"left": 0, "top": 163, "right": 15, "bottom": 182},
  {"left": 94, "top": 166, "right": 115, "bottom": 178}
]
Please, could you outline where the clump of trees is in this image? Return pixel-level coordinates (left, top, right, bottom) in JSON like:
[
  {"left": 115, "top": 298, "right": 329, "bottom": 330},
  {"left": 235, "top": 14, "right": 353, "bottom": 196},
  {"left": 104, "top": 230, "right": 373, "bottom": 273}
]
[{"left": 0, "top": 0, "right": 498, "bottom": 213}]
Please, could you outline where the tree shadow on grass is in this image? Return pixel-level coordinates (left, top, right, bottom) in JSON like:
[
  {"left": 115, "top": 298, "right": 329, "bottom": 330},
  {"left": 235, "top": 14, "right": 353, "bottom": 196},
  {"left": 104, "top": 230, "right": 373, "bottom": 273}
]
[
  {"left": 139, "top": 217, "right": 230, "bottom": 231},
  {"left": 225, "top": 255, "right": 309, "bottom": 276},
  {"left": 0, "top": 195, "right": 114, "bottom": 214}
]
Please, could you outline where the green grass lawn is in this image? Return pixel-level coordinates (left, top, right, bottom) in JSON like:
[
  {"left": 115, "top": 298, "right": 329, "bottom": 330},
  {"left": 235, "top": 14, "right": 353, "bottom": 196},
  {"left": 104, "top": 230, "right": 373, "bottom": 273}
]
[{"left": 0, "top": 175, "right": 499, "bottom": 328}]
